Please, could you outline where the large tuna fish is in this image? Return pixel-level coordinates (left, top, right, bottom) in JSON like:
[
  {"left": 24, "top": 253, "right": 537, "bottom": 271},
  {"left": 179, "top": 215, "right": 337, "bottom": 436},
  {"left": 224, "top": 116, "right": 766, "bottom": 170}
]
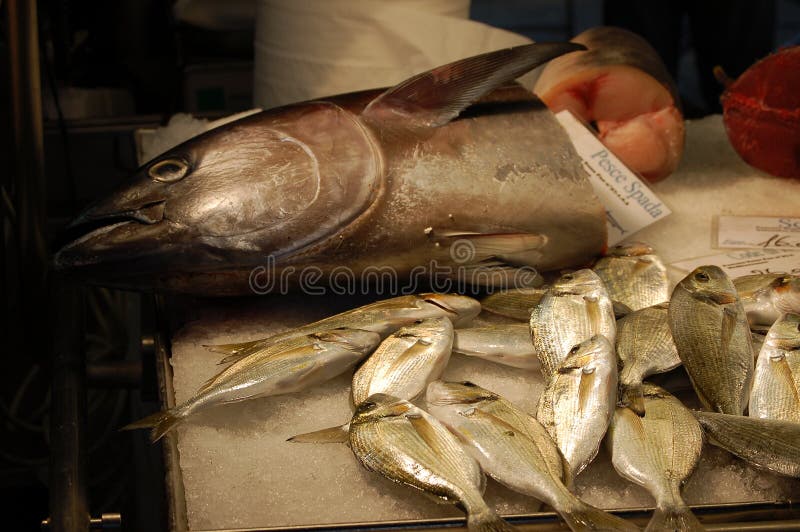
[{"left": 54, "top": 43, "right": 607, "bottom": 295}]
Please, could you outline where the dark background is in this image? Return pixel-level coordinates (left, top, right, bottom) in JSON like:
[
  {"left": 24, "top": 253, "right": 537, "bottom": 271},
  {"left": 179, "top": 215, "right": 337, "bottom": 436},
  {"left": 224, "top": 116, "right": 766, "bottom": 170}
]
[{"left": 0, "top": 1, "right": 796, "bottom": 530}]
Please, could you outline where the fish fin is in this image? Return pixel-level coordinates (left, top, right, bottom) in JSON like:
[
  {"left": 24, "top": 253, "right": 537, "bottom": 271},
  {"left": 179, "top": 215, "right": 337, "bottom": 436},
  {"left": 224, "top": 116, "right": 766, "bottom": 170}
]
[
  {"left": 381, "top": 339, "right": 432, "bottom": 379},
  {"left": 362, "top": 42, "right": 585, "bottom": 129},
  {"left": 433, "top": 231, "right": 548, "bottom": 266},
  {"left": 562, "top": 500, "right": 639, "bottom": 532},
  {"left": 466, "top": 510, "right": 518, "bottom": 532},
  {"left": 720, "top": 306, "right": 737, "bottom": 361},
  {"left": 287, "top": 423, "right": 350, "bottom": 445},
  {"left": 612, "top": 300, "right": 633, "bottom": 319},
  {"left": 121, "top": 408, "right": 186, "bottom": 443},
  {"left": 577, "top": 367, "right": 596, "bottom": 415},
  {"left": 405, "top": 412, "right": 449, "bottom": 455},
  {"left": 621, "top": 384, "right": 646, "bottom": 416},
  {"left": 203, "top": 339, "right": 264, "bottom": 356},
  {"left": 774, "top": 355, "right": 800, "bottom": 407},
  {"left": 216, "top": 352, "right": 249, "bottom": 365},
  {"left": 584, "top": 295, "right": 602, "bottom": 337},
  {"left": 646, "top": 504, "right": 705, "bottom": 532}
]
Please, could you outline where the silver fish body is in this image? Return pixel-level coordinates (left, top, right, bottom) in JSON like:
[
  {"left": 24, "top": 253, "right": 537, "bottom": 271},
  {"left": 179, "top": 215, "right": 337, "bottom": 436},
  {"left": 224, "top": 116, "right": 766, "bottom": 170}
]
[
  {"left": 593, "top": 242, "right": 669, "bottom": 312},
  {"left": 206, "top": 293, "right": 479, "bottom": 364},
  {"left": 530, "top": 269, "right": 616, "bottom": 380},
  {"left": 616, "top": 302, "right": 680, "bottom": 415},
  {"left": 349, "top": 394, "right": 516, "bottom": 532},
  {"left": 481, "top": 287, "right": 548, "bottom": 321},
  {"left": 694, "top": 411, "right": 800, "bottom": 478},
  {"left": 749, "top": 313, "right": 800, "bottom": 422},
  {"left": 536, "top": 335, "right": 617, "bottom": 478},
  {"left": 351, "top": 317, "right": 453, "bottom": 405},
  {"left": 125, "top": 328, "right": 382, "bottom": 441},
  {"left": 452, "top": 324, "right": 540, "bottom": 370},
  {"left": 426, "top": 381, "right": 638, "bottom": 532},
  {"left": 608, "top": 385, "right": 705, "bottom": 532},
  {"left": 54, "top": 43, "right": 606, "bottom": 295},
  {"left": 734, "top": 274, "right": 800, "bottom": 329},
  {"left": 668, "top": 266, "right": 754, "bottom": 414}
]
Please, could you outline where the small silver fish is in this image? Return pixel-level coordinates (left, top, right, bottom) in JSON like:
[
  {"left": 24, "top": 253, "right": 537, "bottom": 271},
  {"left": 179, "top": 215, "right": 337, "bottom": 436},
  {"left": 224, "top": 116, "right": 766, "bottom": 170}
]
[
  {"left": 481, "top": 287, "right": 548, "bottom": 321},
  {"left": 349, "top": 394, "right": 516, "bottom": 532},
  {"left": 289, "top": 317, "right": 453, "bottom": 444},
  {"left": 124, "top": 328, "right": 382, "bottom": 441},
  {"left": 426, "top": 381, "right": 638, "bottom": 532},
  {"left": 694, "top": 411, "right": 800, "bottom": 478},
  {"left": 536, "top": 335, "right": 617, "bottom": 479},
  {"left": 351, "top": 317, "right": 453, "bottom": 405},
  {"left": 734, "top": 274, "right": 800, "bottom": 330},
  {"left": 452, "top": 324, "right": 540, "bottom": 370},
  {"left": 205, "top": 293, "right": 479, "bottom": 364},
  {"left": 593, "top": 242, "right": 669, "bottom": 312},
  {"left": 530, "top": 269, "right": 616, "bottom": 380},
  {"left": 608, "top": 384, "right": 705, "bottom": 532},
  {"left": 668, "top": 266, "right": 754, "bottom": 414},
  {"left": 616, "top": 302, "right": 680, "bottom": 415},
  {"left": 749, "top": 312, "right": 800, "bottom": 422}
]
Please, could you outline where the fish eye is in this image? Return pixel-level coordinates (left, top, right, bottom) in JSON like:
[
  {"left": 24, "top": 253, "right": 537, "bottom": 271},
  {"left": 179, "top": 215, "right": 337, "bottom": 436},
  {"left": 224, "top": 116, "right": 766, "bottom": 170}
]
[
  {"left": 694, "top": 271, "right": 710, "bottom": 282},
  {"left": 357, "top": 400, "right": 377, "bottom": 412},
  {"left": 562, "top": 274, "right": 574, "bottom": 282},
  {"left": 569, "top": 345, "right": 580, "bottom": 355},
  {"left": 149, "top": 158, "right": 189, "bottom": 183}
]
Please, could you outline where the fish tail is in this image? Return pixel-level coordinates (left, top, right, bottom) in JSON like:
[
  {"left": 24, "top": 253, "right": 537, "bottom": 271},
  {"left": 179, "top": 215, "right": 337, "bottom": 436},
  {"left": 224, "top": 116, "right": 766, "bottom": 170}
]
[
  {"left": 562, "top": 500, "right": 639, "bottom": 532},
  {"left": 466, "top": 509, "right": 517, "bottom": 532},
  {"left": 286, "top": 423, "right": 350, "bottom": 444},
  {"left": 121, "top": 406, "right": 188, "bottom": 442},
  {"left": 646, "top": 504, "right": 705, "bottom": 532}
]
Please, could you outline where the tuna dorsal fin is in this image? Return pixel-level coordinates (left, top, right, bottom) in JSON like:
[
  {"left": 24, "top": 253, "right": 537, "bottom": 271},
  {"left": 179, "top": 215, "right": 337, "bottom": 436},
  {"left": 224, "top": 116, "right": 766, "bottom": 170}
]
[{"left": 361, "top": 42, "right": 585, "bottom": 129}]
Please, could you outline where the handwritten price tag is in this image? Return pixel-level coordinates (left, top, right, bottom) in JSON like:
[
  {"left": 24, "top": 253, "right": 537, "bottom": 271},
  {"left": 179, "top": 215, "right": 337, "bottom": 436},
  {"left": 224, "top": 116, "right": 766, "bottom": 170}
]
[
  {"left": 554, "top": 110, "right": 671, "bottom": 246},
  {"left": 671, "top": 248, "right": 800, "bottom": 277},
  {"left": 716, "top": 215, "right": 800, "bottom": 250}
]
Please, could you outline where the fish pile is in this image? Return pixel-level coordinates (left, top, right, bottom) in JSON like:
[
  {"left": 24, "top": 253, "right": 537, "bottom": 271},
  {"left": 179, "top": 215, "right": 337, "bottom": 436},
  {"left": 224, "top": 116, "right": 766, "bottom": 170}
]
[{"left": 126, "top": 242, "right": 800, "bottom": 531}]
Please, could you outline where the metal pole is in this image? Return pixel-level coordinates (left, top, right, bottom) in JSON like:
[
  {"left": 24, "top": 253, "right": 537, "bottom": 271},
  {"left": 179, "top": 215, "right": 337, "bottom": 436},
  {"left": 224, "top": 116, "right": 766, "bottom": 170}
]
[
  {"left": 49, "top": 283, "right": 89, "bottom": 532},
  {"left": 7, "top": 0, "right": 48, "bottom": 288}
]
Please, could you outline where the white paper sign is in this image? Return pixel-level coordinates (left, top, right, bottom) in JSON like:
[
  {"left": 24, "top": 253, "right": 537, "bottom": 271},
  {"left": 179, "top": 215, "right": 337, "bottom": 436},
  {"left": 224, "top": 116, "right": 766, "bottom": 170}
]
[
  {"left": 554, "top": 110, "right": 671, "bottom": 245},
  {"left": 716, "top": 215, "right": 800, "bottom": 250},
  {"left": 671, "top": 249, "right": 800, "bottom": 277}
]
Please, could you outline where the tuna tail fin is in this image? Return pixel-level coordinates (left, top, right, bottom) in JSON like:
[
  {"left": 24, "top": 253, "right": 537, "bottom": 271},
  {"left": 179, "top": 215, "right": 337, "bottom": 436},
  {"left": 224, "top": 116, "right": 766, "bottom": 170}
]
[
  {"left": 562, "top": 500, "right": 639, "bottom": 532},
  {"left": 287, "top": 423, "right": 350, "bottom": 444},
  {"left": 121, "top": 407, "right": 187, "bottom": 443},
  {"left": 646, "top": 504, "right": 705, "bottom": 532},
  {"left": 621, "top": 383, "right": 646, "bottom": 416},
  {"left": 467, "top": 510, "right": 518, "bottom": 532}
]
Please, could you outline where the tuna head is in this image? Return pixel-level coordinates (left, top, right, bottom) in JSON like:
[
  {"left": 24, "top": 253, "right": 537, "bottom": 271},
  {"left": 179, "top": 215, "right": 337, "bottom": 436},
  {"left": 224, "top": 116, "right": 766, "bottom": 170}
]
[{"left": 53, "top": 103, "right": 380, "bottom": 288}]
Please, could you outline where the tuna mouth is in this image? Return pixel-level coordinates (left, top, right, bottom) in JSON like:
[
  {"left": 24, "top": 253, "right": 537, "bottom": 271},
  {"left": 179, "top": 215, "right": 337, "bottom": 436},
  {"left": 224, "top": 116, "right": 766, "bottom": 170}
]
[{"left": 54, "top": 200, "right": 166, "bottom": 252}]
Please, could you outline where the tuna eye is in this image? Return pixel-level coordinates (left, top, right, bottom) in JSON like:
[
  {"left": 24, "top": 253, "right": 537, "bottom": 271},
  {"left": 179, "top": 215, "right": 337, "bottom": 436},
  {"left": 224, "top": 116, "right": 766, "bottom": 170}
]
[
  {"left": 149, "top": 158, "right": 189, "bottom": 183},
  {"left": 694, "top": 271, "right": 710, "bottom": 282}
]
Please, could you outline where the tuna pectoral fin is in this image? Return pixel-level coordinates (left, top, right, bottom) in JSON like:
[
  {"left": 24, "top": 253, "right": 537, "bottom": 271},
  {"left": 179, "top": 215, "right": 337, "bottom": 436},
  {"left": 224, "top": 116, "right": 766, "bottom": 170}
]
[
  {"left": 435, "top": 232, "right": 548, "bottom": 266},
  {"left": 362, "top": 42, "right": 585, "bottom": 129},
  {"left": 287, "top": 423, "right": 350, "bottom": 444},
  {"left": 121, "top": 408, "right": 186, "bottom": 443},
  {"left": 647, "top": 504, "right": 705, "bottom": 532}
]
